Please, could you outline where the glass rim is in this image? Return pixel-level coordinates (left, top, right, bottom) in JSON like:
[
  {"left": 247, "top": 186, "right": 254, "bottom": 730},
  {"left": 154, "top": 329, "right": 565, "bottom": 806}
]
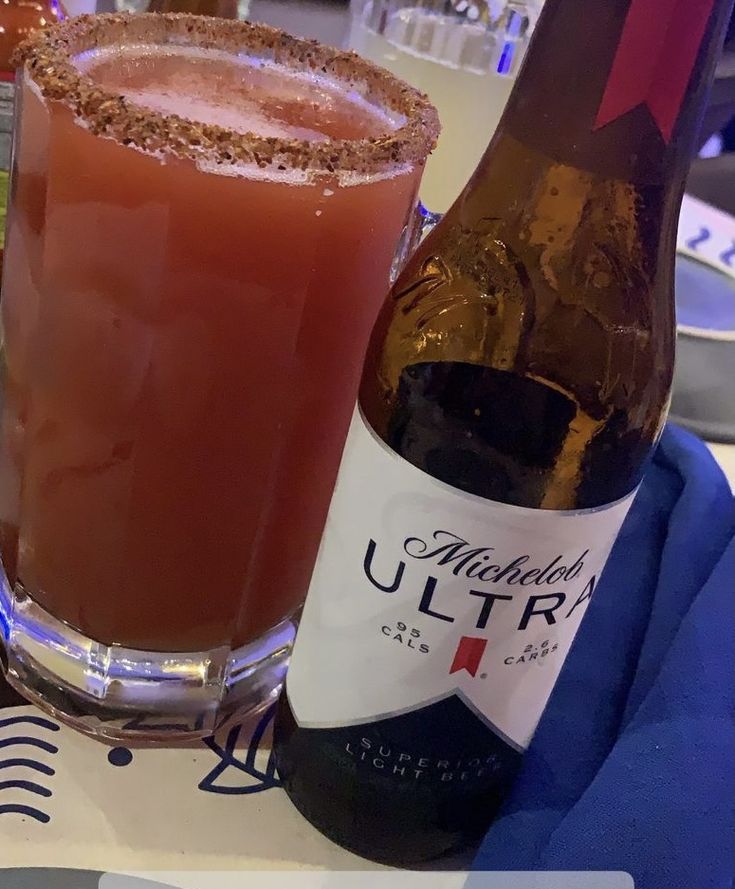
[{"left": 16, "top": 12, "right": 440, "bottom": 178}]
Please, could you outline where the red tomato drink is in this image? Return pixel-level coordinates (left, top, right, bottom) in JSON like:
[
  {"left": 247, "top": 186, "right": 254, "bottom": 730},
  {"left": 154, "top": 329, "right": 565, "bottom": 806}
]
[{"left": 0, "top": 13, "right": 438, "bottom": 740}]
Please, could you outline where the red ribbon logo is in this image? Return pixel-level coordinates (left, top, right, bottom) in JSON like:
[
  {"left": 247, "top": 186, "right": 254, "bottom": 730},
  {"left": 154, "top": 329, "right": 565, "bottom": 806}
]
[
  {"left": 594, "top": 0, "right": 715, "bottom": 143},
  {"left": 449, "top": 636, "right": 488, "bottom": 677}
]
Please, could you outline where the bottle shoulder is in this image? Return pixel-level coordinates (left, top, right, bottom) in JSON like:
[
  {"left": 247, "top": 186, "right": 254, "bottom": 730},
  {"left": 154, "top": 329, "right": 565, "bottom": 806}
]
[{"left": 361, "top": 139, "right": 676, "bottom": 509}]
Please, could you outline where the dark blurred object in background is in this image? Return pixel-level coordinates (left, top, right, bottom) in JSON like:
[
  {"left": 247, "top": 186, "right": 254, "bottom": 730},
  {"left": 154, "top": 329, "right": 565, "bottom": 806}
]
[
  {"left": 672, "top": 11, "right": 735, "bottom": 447},
  {"left": 723, "top": 114, "right": 735, "bottom": 151},
  {"left": 688, "top": 9, "right": 735, "bottom": 215},
  {"left": 688, "top": 152, "right": 735, "bottom": 217},
  {"left": 697, "top": 44, "right": 735, "bottom": 151}
]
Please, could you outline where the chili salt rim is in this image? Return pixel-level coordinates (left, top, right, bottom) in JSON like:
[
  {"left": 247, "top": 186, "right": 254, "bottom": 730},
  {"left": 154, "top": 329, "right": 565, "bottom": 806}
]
[{"left": 14, "top": 12, "right": 439, "bottom": 176}]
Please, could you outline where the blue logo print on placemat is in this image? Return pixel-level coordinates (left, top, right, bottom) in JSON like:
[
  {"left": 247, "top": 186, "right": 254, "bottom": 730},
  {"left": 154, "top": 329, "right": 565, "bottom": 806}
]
[{"left": 199, "top": 705, "right": 280, "bottom": 795}]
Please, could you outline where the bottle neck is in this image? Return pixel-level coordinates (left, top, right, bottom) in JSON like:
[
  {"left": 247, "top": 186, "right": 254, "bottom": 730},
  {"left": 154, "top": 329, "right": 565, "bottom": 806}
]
[{"left": 476, "top": 0, "right": 734, "bottom": 186}]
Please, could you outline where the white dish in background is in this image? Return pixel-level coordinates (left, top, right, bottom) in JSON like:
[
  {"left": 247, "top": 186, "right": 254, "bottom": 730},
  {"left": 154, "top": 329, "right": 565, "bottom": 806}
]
[{"left": 674, "top": 194, "right": 735, "bottom": 489}]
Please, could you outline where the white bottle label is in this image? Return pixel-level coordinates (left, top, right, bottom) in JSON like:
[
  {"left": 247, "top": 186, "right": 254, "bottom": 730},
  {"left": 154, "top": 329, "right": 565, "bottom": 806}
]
[{"left": 288, "top": 406, "right": 636, "bottom": 752}]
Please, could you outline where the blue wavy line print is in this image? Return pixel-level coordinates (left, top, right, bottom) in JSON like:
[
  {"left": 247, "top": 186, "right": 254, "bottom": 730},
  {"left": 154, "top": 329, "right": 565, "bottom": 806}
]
[
  {"left": 0, "top": 715, "right": 60, "bottom": 732},
  {"left": 0, "top": 779, "right": 52, "bottom": 797},
  {"left": 0, "top": 714, "right": 60, "bottom": 824},
  {"left": 0, "top": 759, "right": 55, "bottom": 776},
  {"left": 0, "top": 737, "right": 59, "bottom": 754},
  {"left": 199, "top": 704, "right": 281, "bottom": 795},
  {"left": 0, "top": 803, "right": 50, "bottom": 823},
  {"left": 685, "top": 226, "right": 711, "bottom": 251}
]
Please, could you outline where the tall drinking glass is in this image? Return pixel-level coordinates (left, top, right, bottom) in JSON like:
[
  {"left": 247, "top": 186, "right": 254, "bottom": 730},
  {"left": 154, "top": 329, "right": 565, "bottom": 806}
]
[
  {"left": 349, "top": 0, "right": 541, "bottom": 212},
  {"left": 0, "top": 13, "right": 438, "bottom": 740}
]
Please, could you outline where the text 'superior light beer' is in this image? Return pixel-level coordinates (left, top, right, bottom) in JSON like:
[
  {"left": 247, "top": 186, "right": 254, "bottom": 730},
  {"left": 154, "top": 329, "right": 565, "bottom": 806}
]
[{"left": 273, "top": 0, "right": 735, "bottom": 866}]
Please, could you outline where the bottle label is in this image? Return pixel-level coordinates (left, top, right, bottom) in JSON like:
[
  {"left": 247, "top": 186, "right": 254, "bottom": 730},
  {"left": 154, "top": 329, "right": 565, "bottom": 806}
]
[{"left": 288, "top": 406, "right": 636, "bottom": 757}]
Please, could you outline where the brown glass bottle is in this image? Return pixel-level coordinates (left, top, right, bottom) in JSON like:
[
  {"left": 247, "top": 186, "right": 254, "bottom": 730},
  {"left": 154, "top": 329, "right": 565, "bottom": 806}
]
[{"left": 274, "top": 0, "right": 735, "bottom": 866}]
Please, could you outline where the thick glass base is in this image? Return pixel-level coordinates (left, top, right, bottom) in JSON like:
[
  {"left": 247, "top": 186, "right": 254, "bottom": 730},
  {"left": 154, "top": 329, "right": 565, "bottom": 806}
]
[{"left": 0, "top": 575, "right": 295, "bottom": 742}]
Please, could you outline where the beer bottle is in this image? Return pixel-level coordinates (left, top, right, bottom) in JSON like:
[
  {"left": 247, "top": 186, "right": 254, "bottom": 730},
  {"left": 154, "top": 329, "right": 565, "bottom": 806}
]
[{"left": 274, "top": 0, "right": 735, "bottom": 865}]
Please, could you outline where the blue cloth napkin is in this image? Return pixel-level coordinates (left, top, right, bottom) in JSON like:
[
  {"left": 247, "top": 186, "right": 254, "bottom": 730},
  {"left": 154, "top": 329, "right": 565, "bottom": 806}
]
[{"left": 473, "top": 424, "right": 734, "bottom": 889}]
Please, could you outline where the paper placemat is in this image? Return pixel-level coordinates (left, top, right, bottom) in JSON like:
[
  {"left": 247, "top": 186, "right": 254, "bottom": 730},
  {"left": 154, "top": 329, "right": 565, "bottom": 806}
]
[{"left": 0, "top": 703, "right": 374, "bottom": 872}]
